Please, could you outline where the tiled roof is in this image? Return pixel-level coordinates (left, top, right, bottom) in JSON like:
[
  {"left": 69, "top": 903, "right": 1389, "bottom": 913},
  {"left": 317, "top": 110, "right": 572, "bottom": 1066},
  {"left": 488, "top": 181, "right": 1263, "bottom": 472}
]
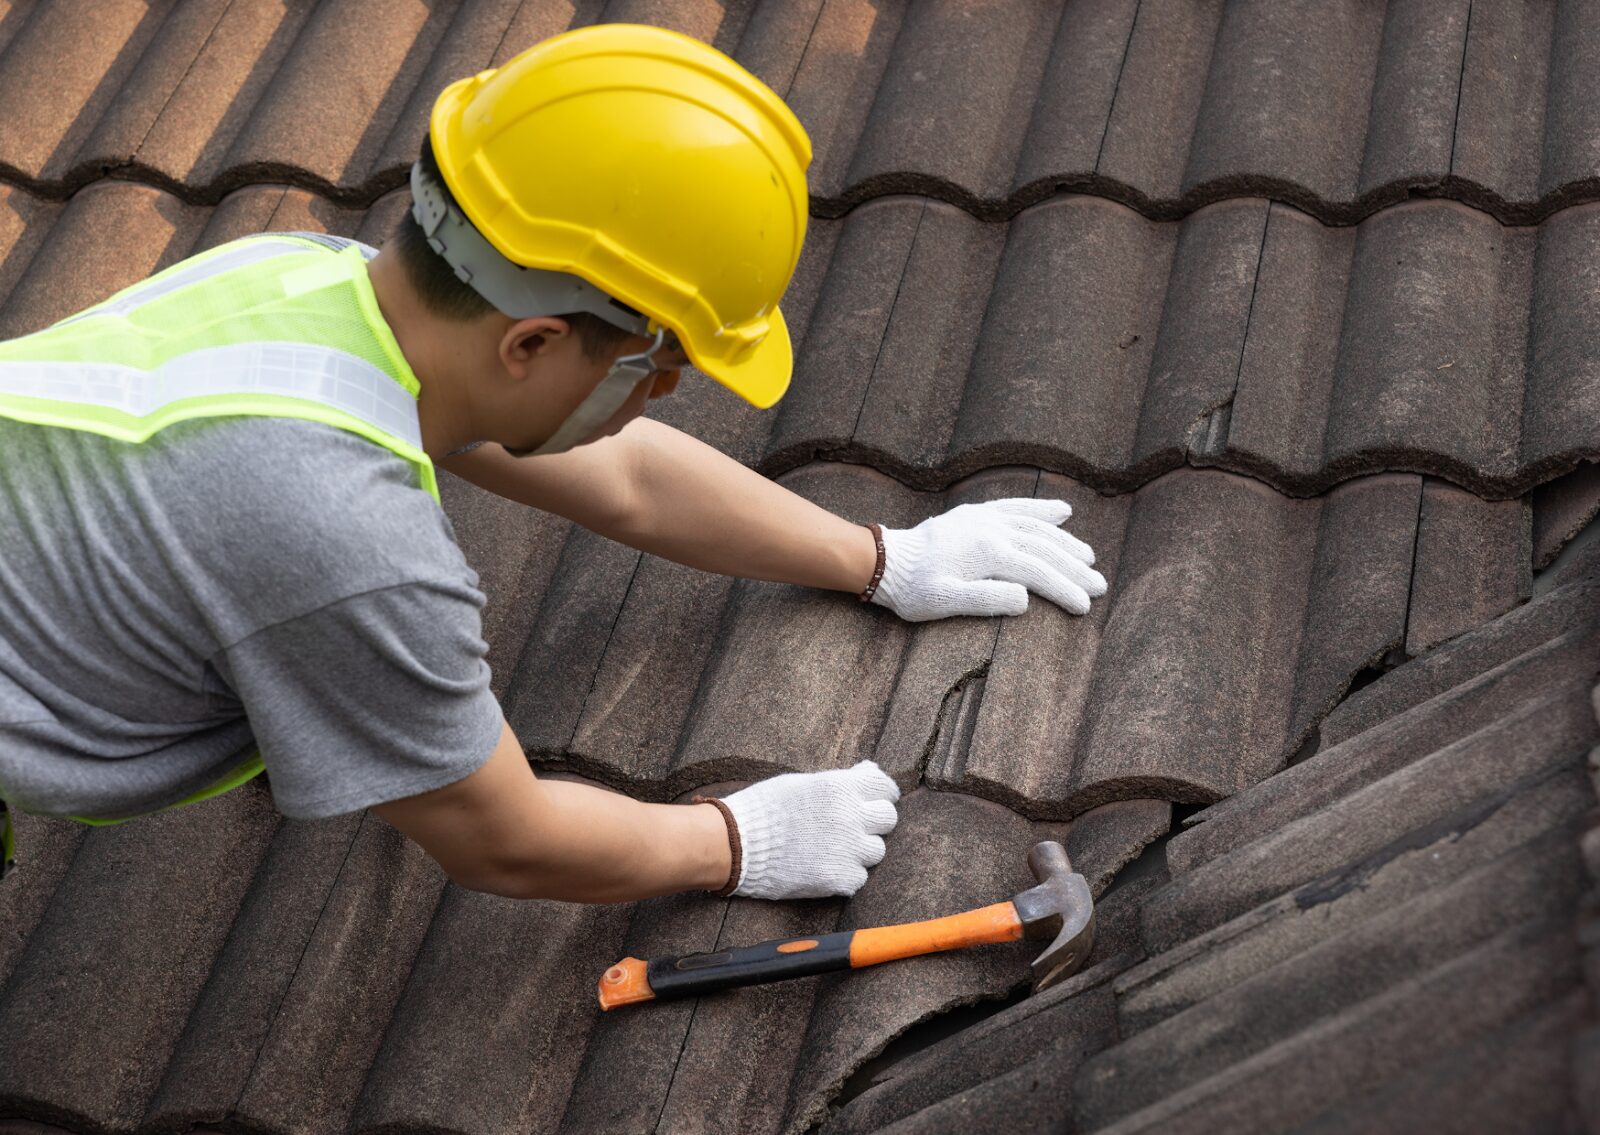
[
  {"left": 7, "top": 187, "right": 1598, "bottom": 499},
  {"left": 0, "top": 775, "right": 1167, "bottom": 1133},
  {"left": 824, "top": 571, "right": 1600, "bottom": 1133},
  {"left": 3, "top": 0, "right": 1597, "bottom": 223},
  {"left": 0, "top": 2, "right": 1595, "bottom": 1132}
]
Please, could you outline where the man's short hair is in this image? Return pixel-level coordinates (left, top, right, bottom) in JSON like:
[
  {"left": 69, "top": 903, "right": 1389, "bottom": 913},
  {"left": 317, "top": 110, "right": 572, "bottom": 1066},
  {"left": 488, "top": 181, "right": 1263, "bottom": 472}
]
[{"left": 389, "top": 136, "right": 634, "bottom": 360}]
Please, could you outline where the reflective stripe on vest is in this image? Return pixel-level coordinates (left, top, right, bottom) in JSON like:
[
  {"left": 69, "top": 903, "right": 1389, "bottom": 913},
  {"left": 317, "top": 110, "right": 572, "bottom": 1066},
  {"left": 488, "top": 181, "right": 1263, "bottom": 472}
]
[{"left": 0, "top": 233, "right": 438, "bottom": 878}]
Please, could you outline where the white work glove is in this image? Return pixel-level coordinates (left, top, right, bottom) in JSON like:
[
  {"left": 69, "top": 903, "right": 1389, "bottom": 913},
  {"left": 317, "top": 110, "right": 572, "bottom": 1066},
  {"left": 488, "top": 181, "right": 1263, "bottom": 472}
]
[
  {"left": 718, "top": 760, "right": 900, "bottom": 899},
  {"left": 872, "top": 498, "right": 1107, "bottom": 622}
]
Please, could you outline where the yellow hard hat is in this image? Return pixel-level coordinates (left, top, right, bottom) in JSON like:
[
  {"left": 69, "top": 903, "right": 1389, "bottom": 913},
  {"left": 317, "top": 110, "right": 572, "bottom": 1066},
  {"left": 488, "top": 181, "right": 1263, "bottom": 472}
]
[{"left": 426, "top": 23, "right": 812, "bottom": 409}]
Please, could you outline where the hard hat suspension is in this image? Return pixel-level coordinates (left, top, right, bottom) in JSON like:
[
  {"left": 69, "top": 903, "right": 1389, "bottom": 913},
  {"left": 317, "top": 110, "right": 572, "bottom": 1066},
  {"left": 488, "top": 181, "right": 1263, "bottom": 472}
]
[
  {"left": 411, "top": 158, "right": 674, "bottom": 457},
  {"left": 409, "top": 160, "right": 650, "bottom": 339}
]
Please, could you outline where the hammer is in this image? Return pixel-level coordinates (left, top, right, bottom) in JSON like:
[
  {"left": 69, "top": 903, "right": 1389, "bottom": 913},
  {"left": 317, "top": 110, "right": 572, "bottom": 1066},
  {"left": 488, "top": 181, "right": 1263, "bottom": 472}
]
[{"left": 598, "top": 840, "right": 1093, "bottom": 1010}]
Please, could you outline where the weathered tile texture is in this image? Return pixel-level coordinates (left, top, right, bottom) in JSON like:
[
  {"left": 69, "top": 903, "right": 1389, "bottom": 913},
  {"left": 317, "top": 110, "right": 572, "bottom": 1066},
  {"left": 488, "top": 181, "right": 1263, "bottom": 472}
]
[
  {"left": 0, "top": 182, "right": 1540, "bottom": 815},
  {"left": 0, "top": 3, "right": 1588, "bottom": 1133},
  {"left": 4, "top": 186, "right": 1598, "bottom": 498},
  {"left": 0, "top": 784, "right": 1166, "bottom": 1134},
  {"left": 820, "top": 572, "right": 1600, "bottom": 1133},
  {"left": 1, "top": 0, "right": 1598, "bottom": 227}
]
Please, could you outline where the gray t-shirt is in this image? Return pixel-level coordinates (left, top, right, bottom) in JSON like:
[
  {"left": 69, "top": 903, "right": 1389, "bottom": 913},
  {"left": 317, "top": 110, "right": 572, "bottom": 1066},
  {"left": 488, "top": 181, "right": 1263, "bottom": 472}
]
[{"left": 0, "top": 286, "right": 502, "bottom": 822}]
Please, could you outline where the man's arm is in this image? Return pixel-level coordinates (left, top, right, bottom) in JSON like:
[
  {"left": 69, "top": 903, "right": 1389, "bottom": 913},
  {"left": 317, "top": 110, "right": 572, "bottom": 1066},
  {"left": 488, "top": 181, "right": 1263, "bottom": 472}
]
[
  {"left": 439, "top": 417, "right": 878, "bottom": 593},
  {"left": 373, "top": 716, "right": 733, "bottom": 903}
]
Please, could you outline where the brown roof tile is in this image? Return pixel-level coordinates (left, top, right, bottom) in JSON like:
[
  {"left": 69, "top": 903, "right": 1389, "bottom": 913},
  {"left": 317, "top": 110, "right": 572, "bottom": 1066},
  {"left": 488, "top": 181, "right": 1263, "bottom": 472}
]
[{"left": 0, "top": 4, "right": 1593, "bottom": 1130}]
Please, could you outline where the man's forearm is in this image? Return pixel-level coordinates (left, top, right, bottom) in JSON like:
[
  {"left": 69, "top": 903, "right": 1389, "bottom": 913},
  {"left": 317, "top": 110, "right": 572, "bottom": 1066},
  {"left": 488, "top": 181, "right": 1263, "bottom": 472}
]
[
  {"left": 599, "top": 418, "right": 878, "bottom": 590},
  {"left": 444, "top": 417, "right": 879, "bottom": 592},
  {"left": 507, "top": 780, "right": 733, "bottom": 903},
  {"left": 374, "top": 720, "right": 734, "bottom": 904}
]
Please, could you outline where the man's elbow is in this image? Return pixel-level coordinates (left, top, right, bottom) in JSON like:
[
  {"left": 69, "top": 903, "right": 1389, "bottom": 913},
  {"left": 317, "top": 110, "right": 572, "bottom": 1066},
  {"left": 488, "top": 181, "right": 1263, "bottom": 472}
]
[
  {"left": 459, "top": 860, "right": 660, "bottom": 905},
  {"left": 445, "top": 852, "right": 612, "bottom": 904},
  {"left": 447, "top": 855, "right": 547, "bottom": 901}
]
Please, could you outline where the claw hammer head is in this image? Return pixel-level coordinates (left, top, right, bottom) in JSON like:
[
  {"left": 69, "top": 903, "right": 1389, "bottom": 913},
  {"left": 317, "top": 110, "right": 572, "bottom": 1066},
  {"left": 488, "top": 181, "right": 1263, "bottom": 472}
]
[{"left": 1011, "top": 840, "right": 1095, "bottom": 992}]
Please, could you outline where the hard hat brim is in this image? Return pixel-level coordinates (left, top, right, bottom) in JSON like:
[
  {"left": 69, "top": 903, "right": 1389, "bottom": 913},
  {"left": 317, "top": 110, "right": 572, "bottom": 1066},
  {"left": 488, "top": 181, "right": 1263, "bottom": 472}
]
[{"left": 690, "top": 304, "right": 792, "bottom": 410}]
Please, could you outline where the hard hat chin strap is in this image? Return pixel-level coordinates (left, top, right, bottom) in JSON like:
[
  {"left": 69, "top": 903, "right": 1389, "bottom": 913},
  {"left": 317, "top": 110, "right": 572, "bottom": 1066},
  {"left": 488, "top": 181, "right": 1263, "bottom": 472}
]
[{"left": 523, "top": 327, "right": 665, "bottom": 456}]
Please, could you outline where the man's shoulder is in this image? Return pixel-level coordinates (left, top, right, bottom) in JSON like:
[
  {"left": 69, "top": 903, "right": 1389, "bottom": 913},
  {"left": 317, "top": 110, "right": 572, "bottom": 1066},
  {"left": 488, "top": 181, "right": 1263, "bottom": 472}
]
[
  {"left": 155, "top": 416, "right": 473, "bottom": 622},
  {"left": 159, "top": 413, "right": 422, "bottom": 500}
]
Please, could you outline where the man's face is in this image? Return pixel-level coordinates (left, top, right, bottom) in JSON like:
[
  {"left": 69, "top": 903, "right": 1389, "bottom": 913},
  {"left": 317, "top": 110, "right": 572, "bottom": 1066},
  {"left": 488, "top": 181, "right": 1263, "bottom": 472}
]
[
  {"left": 502, "top": 324, "right": 690, "bottom": 457},
  {"left": 584, "top": 330, "right": 690, "bottom": 442}
]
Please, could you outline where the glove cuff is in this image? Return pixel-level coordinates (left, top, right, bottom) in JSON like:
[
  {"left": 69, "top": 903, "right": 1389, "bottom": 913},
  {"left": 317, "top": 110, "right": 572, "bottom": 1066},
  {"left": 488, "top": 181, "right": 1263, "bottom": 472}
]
[
  {"left": 719, "top": 786, "right": 791, "bottom": 899},
  {"left": 871, "top": 525, "right": 924, "bottom": 613}
]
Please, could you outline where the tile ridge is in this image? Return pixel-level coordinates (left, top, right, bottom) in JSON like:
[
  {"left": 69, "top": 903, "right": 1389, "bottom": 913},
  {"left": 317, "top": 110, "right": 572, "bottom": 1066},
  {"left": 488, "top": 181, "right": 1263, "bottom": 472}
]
[{"left": 4, "top": 164, "right": 1600, "bottom": 227}]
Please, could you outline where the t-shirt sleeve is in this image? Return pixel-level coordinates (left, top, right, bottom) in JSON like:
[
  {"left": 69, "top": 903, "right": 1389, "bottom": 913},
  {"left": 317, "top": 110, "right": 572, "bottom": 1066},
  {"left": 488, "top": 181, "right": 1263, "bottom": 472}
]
[{"left": 209, "top": 577, "right": 505, "bottom": 819}]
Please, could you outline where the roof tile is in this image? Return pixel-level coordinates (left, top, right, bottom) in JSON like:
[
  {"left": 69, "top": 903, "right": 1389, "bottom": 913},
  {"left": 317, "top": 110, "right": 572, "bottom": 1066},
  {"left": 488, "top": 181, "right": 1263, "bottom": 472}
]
[
  {"left": 1291, "top": 992, "right": 1588, "bottom": 1135},
  {"left": 370, "top": 0, "right": 538, "bottom": 182},
  {"left": 0, "top": 183, "right": 62, "bottom": 318},
  {"left": 1524, "top": 202, "right": 1600, "bottom": 476},
  {"left": 227, "top": 813, "right": 447, "bottom": 1135},
  {"left": 822, "top": 979, "right": 1117, "bottom": 1135},
  {"left": 132, "top": 0, "right": 315, "bottom": 190},
  {"left": 1010, "top": 0, "right": 1137, "bottom": 195},
  {"left": 0, "top": 182, "right": 206, "bottom": 339},
  {"left": 0, "top": 811, "right": 86, "bottom": 992},
  {"left": 841, "top": 0, "right": 1061, "bottom": 205},
  {"left": 1533, "top": 462, "right": 1600, "bottom": 569},
  {"left": 1078, "top": 919, "right": 1578, "bottom": 1133},
  {"left": 953, "top": 197, "right": 1187, "bottom": 481},
  {"left": 1092, "top": 0, "right": 1220, "bottom": 207},
  {"left": 1143, "top": 692, "right": 1594, "bottom": 953},
  {"left": 144, "top": 808, "right": 366, "bottom": 1130},
  {"left": 644, "top": 895, "right": 839, "bottom": 1135},
  {"left": 780, "top": 790, "right": 1075, "bottom": 1134},
  {"left": 1319, "top": 577, "right": 1599, "bottom": 749},
  {"left": 1172, "top": 624, "right": 1600, "bottom": 874},
  {"left": 0, "top": 0, "right": 173, "bottom": 183},
  {"left": 780, "top": 0, "right": 903, "bottom": 205},
  {"left": 1354, "top": 0, "right": 1470, "bottom": 198},
  {"left": 1182, "top": 0, "right": 1392, "bottom": 206},
  {"left": 1453, "top": 0, "right": 1600, "bottom": 210},
  {"left": 1406, "top": 479, "right": 1530, "bottom": 653},
  {"left": 1088, "top": 836, "right": 1583, "bottom": 1126},
  {"left": 217, "top": 0, "right": 446, "bottom": 194},
  {"left": 671, "top": 467, "right": 915, "bottom": 789},
  {"left": 556, "top": 883, "right": 730, "bottom": 1134},
  {"left": 350, "top": 875, "right": 634, "bottom": 1134},
  {"left": 73, "top": 0, "right": 242, "bottom": 187},
  {"left": 0, "top": 786, "right": 278, "bottom": 1130}
]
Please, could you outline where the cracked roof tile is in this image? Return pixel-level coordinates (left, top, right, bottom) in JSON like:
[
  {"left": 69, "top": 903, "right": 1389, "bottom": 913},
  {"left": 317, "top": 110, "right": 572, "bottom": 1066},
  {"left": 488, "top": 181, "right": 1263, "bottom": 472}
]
[
  {"left": 816, "top": 571, "right": 1600, "bottom": 1131},
  {"left": 0, "top": 5, "right": 1588, "bottom": 1131}
]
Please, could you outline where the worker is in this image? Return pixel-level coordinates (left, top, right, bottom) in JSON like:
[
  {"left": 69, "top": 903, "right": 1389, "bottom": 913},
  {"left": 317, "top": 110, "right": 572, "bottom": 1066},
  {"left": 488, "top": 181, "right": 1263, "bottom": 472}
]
[{"left": 0, "top": 26, "right": 1105, "bottom": 905}]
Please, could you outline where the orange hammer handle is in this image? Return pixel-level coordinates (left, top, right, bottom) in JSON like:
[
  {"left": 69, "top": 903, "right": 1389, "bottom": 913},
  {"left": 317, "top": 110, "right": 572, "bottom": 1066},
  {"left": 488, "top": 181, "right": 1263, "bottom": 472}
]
[
  {"left": 597, "top": 900, "right": 1024, "bottom": 1010},
  {"left": 849, "top": 899, "right": 1023, "bottom": 967}
]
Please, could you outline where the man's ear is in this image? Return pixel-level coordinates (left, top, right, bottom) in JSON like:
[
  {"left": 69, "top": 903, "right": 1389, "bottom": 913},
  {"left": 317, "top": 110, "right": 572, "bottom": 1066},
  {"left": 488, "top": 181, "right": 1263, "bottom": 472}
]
[{"left": 498, "top": 316, "right": 571, "bottom": 379}]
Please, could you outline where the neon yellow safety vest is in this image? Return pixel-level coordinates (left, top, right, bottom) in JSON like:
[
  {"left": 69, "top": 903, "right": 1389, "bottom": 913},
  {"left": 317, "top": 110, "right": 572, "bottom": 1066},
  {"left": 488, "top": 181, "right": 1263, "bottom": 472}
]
[{"left": 0, "top": 233, "right": 439, "bottom": 880}]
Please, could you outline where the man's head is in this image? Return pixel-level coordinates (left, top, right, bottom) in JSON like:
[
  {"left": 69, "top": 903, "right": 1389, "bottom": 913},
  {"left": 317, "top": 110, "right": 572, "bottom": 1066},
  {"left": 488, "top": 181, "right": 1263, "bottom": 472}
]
[
  {"left": 378, "top": 141, "right": 690, "bottom": 458},
  {"left": 374, "top": 24, "right": 810, "bottom": 460}
]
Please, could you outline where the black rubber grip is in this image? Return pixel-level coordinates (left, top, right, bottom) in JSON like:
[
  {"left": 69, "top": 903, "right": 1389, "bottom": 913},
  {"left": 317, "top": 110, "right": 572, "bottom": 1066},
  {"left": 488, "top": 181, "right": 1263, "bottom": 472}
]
[{"left": 645, "top": 930, "right": 856, "bottom": 1000}]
